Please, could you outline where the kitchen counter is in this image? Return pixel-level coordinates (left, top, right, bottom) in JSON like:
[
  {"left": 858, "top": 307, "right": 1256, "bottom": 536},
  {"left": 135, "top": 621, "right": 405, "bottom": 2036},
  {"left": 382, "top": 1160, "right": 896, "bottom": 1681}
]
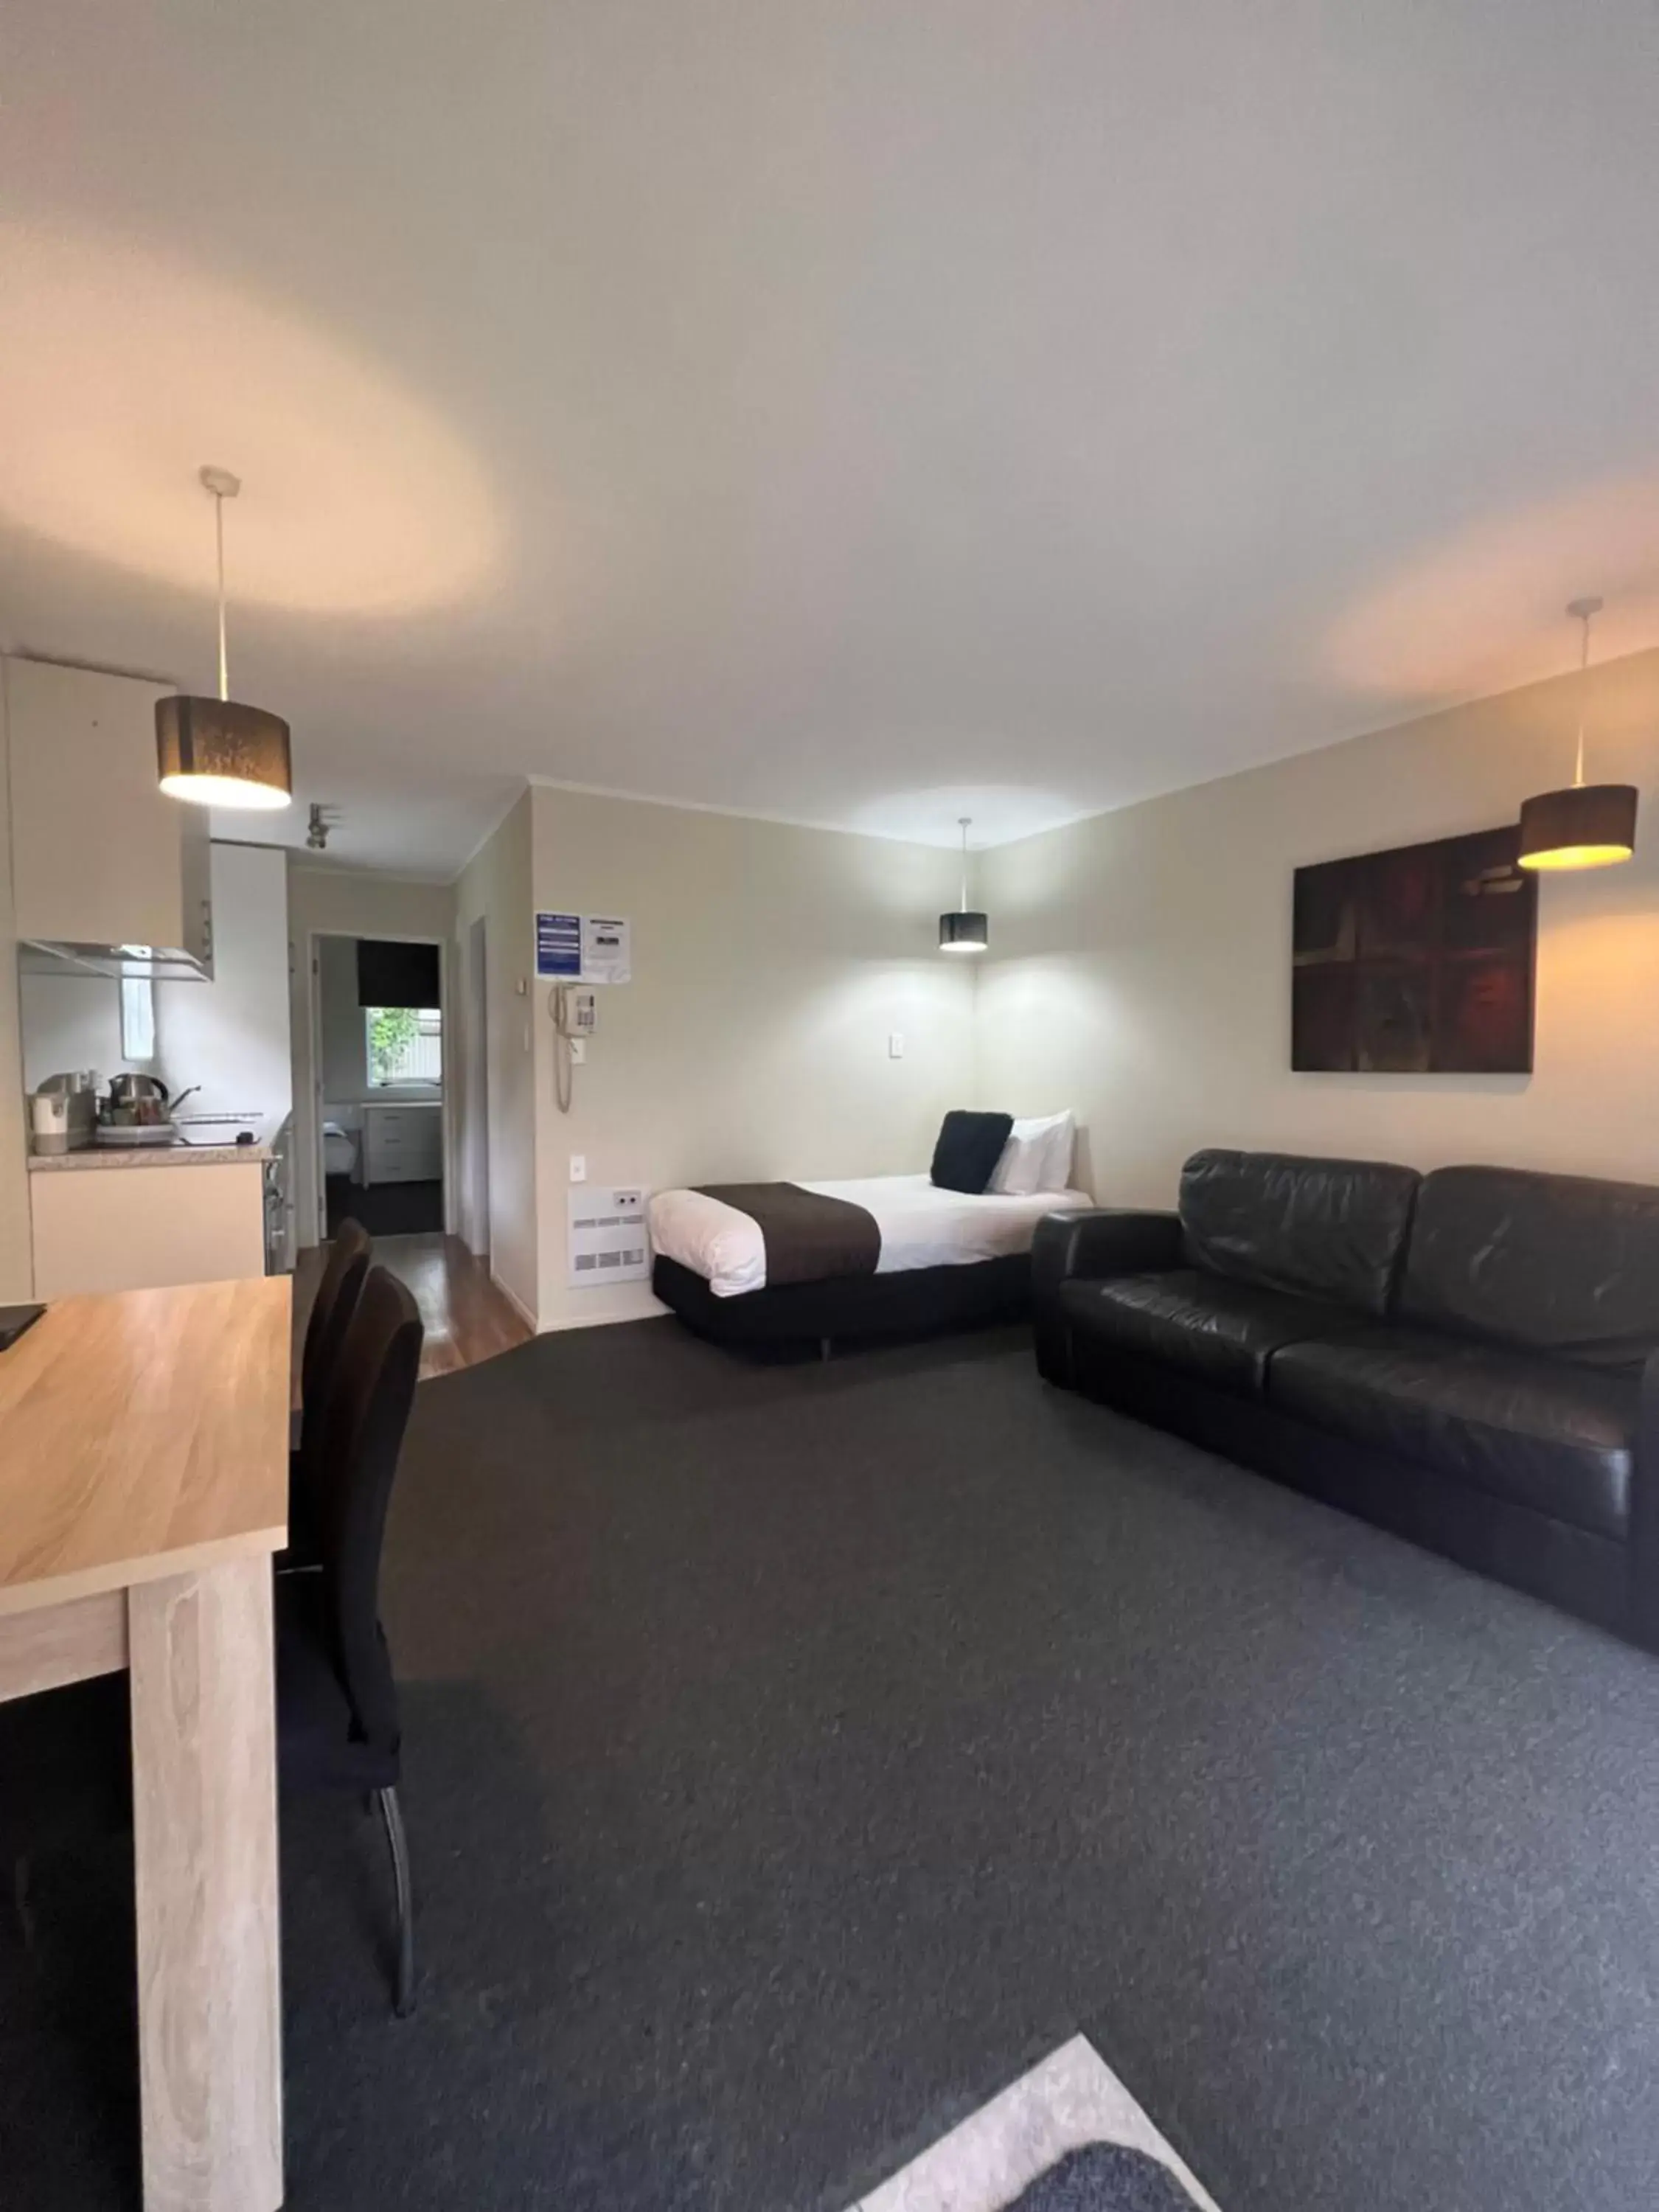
[{"left": 29, "top": 1143, "right": 273, "bottom": 1172}]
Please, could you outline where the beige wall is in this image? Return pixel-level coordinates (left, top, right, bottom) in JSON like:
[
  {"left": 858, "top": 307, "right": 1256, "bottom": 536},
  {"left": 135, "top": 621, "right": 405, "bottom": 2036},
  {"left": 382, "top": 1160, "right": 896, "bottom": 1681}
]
[
  {"left": 978, "top": 646, "right": 1659, "bottom": 1204},
  {"left": 288, "top": 864, "right": 455, "bottom": 1247},
  {"left": 0, "top": 669, "right": 30, "bottom": 1297},
  {"left": 529, "top": 785, "right": 977, "bottom": 1329},
  {"left": 453, "top": 793, "right": 538, "bottom": 1321}
]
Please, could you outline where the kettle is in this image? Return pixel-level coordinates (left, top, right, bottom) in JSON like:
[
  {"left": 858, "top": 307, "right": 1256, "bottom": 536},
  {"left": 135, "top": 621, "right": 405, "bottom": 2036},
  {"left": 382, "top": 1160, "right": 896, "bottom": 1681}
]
[
  {"left": 105, "top": 1073, "right": 170, "bottom": 1108},
  {"left": 102, "top": 1073, "right": 173, "bottom": 1129}
]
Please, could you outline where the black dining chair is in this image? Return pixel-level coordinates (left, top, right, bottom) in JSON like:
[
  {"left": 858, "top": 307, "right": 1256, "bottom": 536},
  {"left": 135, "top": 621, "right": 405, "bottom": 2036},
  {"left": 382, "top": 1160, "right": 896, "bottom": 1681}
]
[
  {"left": 283, "top": 1219, "right": 372, "bottom": 1573},
  {"left": 3, "top": 1256, "right": 425, "bottom": 2020},
  {"left": 276, "top": 1262, "right": 424, "bottom": 2014}
]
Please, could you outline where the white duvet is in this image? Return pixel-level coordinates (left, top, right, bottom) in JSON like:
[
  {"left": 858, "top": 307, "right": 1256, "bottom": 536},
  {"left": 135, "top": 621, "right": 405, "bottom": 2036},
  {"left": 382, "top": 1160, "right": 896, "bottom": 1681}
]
[{"left": 647, "top": 1174, "right": 1092, "bottom": 1298}]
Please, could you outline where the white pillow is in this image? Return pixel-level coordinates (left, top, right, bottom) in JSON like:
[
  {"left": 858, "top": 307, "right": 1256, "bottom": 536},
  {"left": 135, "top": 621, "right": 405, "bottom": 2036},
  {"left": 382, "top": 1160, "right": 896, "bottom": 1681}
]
[{"left": 988, "top": 1110, "right": 1075, "bottom": 1197}]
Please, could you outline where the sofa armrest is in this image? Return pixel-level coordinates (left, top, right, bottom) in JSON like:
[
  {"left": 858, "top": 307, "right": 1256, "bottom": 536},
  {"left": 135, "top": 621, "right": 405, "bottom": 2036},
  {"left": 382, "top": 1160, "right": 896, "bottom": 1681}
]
[
  {"left": 1630, "top": 1349, "right": 1659, "bottom": 1649},
  {"left": 1031, "top": 1208, "right": 1183, "bottom": 1387},
  {"left": 1032, "top": 1208, "right": 1183, "bottom": 1297}
]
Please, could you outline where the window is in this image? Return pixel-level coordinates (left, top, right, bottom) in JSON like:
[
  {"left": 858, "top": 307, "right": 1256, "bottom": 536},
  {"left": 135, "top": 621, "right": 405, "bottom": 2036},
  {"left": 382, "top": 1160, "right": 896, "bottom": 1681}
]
[
  {"left": 119, "top": 975, "right": 156, "bottom": 1062},
  {"left": 365, "top": 1006, "right": 442, "bottom": 1087}
]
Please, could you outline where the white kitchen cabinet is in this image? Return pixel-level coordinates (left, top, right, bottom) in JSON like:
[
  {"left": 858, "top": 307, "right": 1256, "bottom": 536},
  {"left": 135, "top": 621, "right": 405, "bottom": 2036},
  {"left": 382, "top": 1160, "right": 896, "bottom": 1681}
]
[
  {"left": 4, "top": 658, "right": 213, "bottom": 975},
  {"left": 28, "top": 1158, "right": 267, "bottom": 1298},
  {"left": 362, "top": 1102, "right": 443, "bottom": 1186}
]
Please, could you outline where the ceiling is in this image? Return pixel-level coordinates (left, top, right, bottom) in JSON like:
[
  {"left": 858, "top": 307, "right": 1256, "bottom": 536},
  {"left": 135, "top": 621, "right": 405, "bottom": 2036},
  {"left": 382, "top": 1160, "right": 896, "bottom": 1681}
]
[{"left": 2, "top": 1, "right": 1657, "bottom": 876}]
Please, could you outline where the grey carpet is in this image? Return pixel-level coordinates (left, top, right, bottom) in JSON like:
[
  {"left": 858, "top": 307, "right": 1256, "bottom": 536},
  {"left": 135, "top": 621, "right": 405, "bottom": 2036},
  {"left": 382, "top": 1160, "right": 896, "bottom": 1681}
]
[{"left": 5, "top": 1318, "right": 1659, "bottom": 2210}]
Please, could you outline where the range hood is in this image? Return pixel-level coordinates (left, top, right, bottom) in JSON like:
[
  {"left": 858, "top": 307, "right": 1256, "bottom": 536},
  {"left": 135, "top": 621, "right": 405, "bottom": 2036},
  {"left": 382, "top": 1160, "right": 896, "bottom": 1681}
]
[{"left": 19, "top": 941, "right": 212, "bottom": 984}]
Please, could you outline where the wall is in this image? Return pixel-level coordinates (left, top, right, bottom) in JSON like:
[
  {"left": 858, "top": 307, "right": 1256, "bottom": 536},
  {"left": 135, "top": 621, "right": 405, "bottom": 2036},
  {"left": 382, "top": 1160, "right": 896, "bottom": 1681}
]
[
  {"left": 453, "top": 792, "right": 538, "bottom": 1321},
  {"left": 157, "top": 842, "right": 292, "bottom": 1127},
  {"left": 288, "top": 865, "right": 455, "bottom": 1245},
  {"left": 21, "top": 842, "right": 292, "bottom": 1118},
  {"left": 529, "top": 785, "right": 977, "bottom": 1329},
  {"left": 978, "top": 646, "right": 1659, "bottom": 1204},
  {"left": 18, "top": 967, "right": 129, "bottom": 1091},
  {"left": 0, "top": 669, "right": 29, "bottom": 1298}
]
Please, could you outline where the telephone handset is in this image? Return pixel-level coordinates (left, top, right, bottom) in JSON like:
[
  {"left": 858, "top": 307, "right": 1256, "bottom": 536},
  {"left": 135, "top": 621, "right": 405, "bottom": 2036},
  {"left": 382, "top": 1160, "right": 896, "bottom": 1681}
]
[
  {"left": 551, "top": 984, "right": 596, "bottom": 1113},
  {"left": 554, "top": 984, "right": 597, "bottom": 1037}
]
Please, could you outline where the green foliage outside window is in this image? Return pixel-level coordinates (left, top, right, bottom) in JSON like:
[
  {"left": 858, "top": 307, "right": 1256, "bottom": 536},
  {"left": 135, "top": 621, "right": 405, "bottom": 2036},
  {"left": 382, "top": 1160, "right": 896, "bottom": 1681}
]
[{"left": 368, "top": 1005, "right": 421, "bottom": 1085}]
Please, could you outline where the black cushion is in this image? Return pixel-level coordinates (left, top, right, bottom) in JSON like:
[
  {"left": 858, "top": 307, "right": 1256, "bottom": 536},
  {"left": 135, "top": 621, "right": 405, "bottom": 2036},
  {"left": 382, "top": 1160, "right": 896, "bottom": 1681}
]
[
  {"left": 1268, "top": 1327, "right": 1638, "bottom": 1540},
  {"left": 930, "top": 1109, "right": 1014, "bottom": 1194},
  {"left": 1059, "top": 1268, "right": 1349, "bottom": 1397},
  {"left": 1402, "top": 1165, "right": 1659, "bottom": 1371},
  {"left": 1179, "top": 1149, "right": 1419, "bottom": 1317}
]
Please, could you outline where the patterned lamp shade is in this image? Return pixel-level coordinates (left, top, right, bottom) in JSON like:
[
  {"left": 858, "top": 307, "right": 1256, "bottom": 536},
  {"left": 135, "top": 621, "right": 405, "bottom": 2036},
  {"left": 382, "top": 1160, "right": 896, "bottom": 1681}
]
[{"left": 156, "top": 695, "right": 292, "bottom": 812}]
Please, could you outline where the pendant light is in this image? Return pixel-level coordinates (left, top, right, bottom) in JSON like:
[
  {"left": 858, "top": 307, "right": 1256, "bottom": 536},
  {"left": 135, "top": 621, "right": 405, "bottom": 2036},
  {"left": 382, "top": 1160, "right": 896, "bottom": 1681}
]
[
  {"left": 1517, "top": 597, "right": 1636, "bottom": 871},
  {"left": 939, "top": 815, "right": 989, "bottom": 952},
  {"left": 156, "top": 466, "right": 292, "bottom": 811}
]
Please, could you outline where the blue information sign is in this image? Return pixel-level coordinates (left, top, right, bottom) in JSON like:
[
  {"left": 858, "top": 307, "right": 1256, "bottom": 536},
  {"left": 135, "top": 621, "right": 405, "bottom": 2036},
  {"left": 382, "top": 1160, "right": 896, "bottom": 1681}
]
[{"left": 535, "top": 911, "right": 582, "bottom": 978}]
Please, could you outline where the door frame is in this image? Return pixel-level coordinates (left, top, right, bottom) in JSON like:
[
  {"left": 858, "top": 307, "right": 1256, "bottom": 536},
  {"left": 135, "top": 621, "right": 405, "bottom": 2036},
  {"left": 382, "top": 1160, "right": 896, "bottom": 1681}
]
[{"left": 460, "top": 912, "right": 490, "bottom": 1259}]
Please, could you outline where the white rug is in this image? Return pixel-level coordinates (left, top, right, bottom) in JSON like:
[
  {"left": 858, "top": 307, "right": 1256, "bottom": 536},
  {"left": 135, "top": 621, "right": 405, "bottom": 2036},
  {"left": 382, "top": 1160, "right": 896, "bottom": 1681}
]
[{"left": 849, "top": 2037, "right": 1221, "bottom": 2212}]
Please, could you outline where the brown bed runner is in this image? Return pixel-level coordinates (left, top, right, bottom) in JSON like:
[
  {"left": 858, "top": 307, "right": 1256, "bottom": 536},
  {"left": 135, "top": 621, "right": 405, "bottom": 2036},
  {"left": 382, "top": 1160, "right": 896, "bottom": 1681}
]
[{"left": 696, "top": 1182, "right": 880, "bottom": 1287}]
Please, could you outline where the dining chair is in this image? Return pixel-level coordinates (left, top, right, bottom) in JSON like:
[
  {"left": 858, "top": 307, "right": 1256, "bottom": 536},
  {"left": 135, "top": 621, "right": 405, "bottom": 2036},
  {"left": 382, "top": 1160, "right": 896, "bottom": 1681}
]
[
  {"left": 284, "top": 1218, "right": 372, "bottom": 1573},
  {"left": 276, "top": 1262, "right": 425, "bottom": 2014},
  {"left": 3, "top": 1259, "right": 425, "bottom": 2020}
]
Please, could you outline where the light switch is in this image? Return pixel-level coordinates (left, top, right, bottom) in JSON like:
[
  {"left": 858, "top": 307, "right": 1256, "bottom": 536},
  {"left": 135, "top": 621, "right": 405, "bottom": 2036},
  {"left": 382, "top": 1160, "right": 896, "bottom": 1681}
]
[
  {"left": 569, "top": 1154, "right": 587, "bottom": 1183},
  {"left": 888, "top": 1031, "right": 905, "bottom": 1059},
  {"left": 569, "top": 1037, "right": 587, "bottom": 1063}
]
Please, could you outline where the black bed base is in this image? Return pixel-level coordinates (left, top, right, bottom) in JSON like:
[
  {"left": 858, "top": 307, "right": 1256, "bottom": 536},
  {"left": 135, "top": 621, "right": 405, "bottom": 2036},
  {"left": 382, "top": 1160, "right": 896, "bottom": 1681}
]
[{"left": 652, "top": 1253, "right": 1031, "bottom": 1357}]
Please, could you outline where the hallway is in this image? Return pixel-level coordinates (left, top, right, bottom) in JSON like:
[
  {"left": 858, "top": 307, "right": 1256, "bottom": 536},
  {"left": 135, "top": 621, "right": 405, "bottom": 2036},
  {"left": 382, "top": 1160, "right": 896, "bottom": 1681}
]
[{"left": 295, "top": 1231, "right": 532, "bottom": 1380}]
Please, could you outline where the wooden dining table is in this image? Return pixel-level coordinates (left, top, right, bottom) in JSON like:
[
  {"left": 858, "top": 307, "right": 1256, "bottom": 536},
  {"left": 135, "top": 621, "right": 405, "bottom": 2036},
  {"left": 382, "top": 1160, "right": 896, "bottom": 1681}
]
[{"left": 0, "top": 1275, "right": 291, "bottom": 2212}]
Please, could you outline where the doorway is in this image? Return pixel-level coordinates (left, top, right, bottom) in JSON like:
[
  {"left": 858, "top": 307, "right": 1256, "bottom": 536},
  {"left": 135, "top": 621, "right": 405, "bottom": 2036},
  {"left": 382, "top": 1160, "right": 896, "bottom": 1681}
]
[{"left": 312, "top": 932, "right": 448, "bottom": 1240}]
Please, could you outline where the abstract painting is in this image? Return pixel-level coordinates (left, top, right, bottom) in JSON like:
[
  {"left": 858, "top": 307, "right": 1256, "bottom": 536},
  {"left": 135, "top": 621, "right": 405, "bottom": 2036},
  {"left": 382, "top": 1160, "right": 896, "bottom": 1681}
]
[{"left": 1292, "top": 825, "right": 1536, "bottom": 1074}]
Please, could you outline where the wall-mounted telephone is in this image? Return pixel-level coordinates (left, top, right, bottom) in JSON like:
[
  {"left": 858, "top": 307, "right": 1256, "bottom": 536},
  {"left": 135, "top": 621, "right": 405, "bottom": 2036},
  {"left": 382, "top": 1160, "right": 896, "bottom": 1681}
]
[{"left": 551, "top": 984, "right": 597, "bottom": 1113}]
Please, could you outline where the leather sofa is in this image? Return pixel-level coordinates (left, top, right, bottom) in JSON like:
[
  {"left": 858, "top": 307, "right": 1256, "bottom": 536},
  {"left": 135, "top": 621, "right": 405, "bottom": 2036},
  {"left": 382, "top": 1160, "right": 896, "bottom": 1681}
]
[{"left": 1032, "top": 1149, "right": 1659, "bottom": 1648}]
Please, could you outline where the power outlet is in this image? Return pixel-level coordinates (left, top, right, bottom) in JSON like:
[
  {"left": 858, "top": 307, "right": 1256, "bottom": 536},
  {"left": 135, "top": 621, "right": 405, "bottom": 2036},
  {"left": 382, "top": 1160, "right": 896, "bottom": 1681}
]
[
  {"left": 569, "top": 1037, "right": 587, "bottom": 1064},
  {"left": 569, "top": 1154, "right": 587, "bottom": 1183}
]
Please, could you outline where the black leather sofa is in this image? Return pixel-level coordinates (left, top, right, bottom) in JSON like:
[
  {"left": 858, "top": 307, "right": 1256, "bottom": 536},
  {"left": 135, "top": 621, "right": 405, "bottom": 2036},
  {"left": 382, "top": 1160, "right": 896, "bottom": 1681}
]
[{"left": 1032, "top": 1150, "right": 1659, "bottom": 1648}]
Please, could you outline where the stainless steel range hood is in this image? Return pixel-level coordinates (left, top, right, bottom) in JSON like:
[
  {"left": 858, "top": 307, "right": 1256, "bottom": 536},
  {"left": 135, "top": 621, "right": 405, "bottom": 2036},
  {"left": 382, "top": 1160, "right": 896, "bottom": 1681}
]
[{"left": 18, "top": 941, "right": 212, "bottom": 983}]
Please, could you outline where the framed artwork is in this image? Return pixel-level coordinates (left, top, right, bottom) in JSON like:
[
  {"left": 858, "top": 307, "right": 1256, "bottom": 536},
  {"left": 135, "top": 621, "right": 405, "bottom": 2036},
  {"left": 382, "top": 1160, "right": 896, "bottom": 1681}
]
[{"left": 1291, "top": 825, "right": 1536, "bottom": 1074}]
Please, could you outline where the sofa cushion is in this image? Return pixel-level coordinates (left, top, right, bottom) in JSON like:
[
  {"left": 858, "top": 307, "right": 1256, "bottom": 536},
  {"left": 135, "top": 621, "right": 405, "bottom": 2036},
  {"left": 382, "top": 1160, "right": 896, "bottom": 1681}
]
[
  {"left": 1179, "top": 1149, "right": 1419, "bottom": 1318},
  {"left": 1401, "top": 1165, "right": 1659, "bottom": 1372},
  {"left": 1268, "top": 1327, "right": 1638, "bottom": 1540},
  {"left": 1059, "top": 1269, "right": 1349, "bottom": 1397}
]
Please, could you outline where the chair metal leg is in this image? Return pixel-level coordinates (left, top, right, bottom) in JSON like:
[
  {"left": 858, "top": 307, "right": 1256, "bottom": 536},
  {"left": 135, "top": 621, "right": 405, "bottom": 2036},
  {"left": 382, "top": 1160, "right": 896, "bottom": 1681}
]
[
  {"left": 819, "top": 1336, "right": 832, "bottom": 1363},
  {"left": 375, "top": 1785, "right": 416, "bottom": 2017}
]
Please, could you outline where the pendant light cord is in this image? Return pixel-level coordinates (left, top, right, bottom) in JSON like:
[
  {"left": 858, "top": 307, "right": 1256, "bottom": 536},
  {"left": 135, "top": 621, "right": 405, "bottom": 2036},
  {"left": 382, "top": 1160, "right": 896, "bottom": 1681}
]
[
  {"left": 214, "top": 489, "right": 229, "bottom": 703},
  {"left": 959, "top": 816, "right": 970, "bottom": 912},
  {"left": 1573, "top": 605, "right": 1592, "bottom": 789}
]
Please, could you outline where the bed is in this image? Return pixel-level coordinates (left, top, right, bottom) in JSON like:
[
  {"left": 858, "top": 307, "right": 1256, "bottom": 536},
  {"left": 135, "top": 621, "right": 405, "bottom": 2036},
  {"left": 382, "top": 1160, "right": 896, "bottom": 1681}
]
[{"left": 647, "top": 1112, "right": 1091, "bottom": 1354}]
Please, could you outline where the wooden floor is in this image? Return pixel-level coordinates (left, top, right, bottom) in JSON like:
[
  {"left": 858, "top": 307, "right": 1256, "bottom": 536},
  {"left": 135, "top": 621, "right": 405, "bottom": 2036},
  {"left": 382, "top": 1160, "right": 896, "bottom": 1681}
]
[{"left": 293, "top": 1232, "right": 532, "bottom": 1382}]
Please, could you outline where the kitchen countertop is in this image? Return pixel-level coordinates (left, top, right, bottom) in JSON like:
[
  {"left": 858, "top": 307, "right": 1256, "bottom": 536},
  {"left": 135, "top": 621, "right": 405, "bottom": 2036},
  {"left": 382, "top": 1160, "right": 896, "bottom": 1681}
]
[{"left": 28, "top": 1144, "right": 274, "bottom": 1172}]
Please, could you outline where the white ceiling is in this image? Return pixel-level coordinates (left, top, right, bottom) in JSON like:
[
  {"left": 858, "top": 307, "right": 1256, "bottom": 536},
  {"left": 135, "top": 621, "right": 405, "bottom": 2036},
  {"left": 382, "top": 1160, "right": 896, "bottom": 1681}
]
[{"left": 2, "top": 2, "right": 1658, "bottom": 876}]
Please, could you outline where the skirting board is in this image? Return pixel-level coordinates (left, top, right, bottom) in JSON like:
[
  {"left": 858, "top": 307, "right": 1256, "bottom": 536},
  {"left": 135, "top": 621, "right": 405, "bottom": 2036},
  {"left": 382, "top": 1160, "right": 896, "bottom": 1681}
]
[
  {"left": 488, "top": 1268, "right": 539, "bottom": 1332},
  {"left": 529, "top": 1299, "right": 670, "bottom": 1335}
]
